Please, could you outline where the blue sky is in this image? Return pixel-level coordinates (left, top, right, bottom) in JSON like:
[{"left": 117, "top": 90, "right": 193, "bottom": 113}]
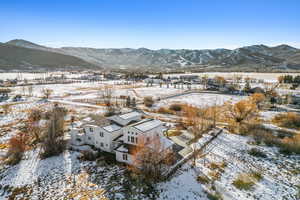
[{"left": 0, "top": 0, "right": 299, "bottom": 49}]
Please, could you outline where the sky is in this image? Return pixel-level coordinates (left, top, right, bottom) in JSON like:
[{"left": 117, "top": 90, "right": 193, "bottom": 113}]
[{"left": 0, "top": 0, "right": 300, "bottom": 50}]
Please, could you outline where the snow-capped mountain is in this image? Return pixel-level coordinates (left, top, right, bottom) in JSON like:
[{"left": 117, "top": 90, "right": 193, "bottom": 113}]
[{"left": 4, "top": 39, "right": 300, "bottom": 71}]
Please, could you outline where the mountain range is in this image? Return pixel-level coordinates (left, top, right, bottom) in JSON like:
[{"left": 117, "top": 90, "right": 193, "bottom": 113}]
[{"left": 1, "top": 39, "right": 300, "bottom": 71}]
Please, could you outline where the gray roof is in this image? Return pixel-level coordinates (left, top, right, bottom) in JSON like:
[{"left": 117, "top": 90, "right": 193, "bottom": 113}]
[
  {"left": 102, "top": 124, "right": 122, "bottom": 132},
  {"left": 119, "top": 111, "right": 141, "bottom": 120},
  {"left": 134, "top": 119, "right": 162, "bottom": 132}
]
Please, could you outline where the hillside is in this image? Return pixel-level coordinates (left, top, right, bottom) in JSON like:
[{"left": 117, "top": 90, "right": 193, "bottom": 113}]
[
  {"left": 5, "top": 39, "right": 300, "bottom": 71},
  {"left": 0, "top": 43, "right": 97, "bottom": 71}
]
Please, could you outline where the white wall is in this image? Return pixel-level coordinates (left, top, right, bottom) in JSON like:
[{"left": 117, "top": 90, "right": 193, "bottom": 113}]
[
  {"left": 123, "top": 126, "right": 142, "bottom": 146},
  {"left": 93, "top": 127, "right": 122, "bottom": 152},
  {"left": 70, "top": 129, "right": 85, "bottom": 146},
  {"left": 122, "top": 125, "right": 164, "bottom": 146},
  {"left": 115, "top": 151, "right": 133, "bottom": 165}
]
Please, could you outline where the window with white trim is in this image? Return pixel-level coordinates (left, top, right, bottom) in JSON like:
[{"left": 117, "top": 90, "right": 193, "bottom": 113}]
[{"left": 123, "top": 154, "right": 128, "bottom": 160}]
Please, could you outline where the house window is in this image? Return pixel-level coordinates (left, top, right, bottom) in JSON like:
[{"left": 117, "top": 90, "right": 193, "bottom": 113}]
[
  {"left": 123, "top": 154, "right": 128, "bottom": 160},
  {"left": 76, "top": 138, "right": 81, "bottom": 142},
  {"left": 128, "top": 136, "right": 130, "bottom": 142},
  {"left": 89, "top": 127, "right": 93, "bottom": 132},
  {"left": 100, "top": 132, "right": 104, "bottom": 137},
  {"left": 146, "top": 137, "right": 150, "bottom": 142},
  {"left": 88, "top": 137, "right": 91, "bottom": 140},
  {"left": 131, "top": 136, "right": 135, "bottom": 143},
  {"left": 100, "top": 142, "right": 104, "bottom": 147},
  {"left": 135, "top": 137, "right": 138, "bottom": 143}
]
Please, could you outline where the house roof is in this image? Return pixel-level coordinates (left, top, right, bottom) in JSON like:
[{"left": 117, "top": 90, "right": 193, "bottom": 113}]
[
  {"left": 115, "top": 143, "right": 137, "bottom": 154},
  {"left": 133, "top": 119, "right": 163, "bottom": 132},
  {"left": 102, "top": 124, "right": 122, "bottom": 132},
  {"left": 119, "top": 111, "right": 141, "bottom": 120}
]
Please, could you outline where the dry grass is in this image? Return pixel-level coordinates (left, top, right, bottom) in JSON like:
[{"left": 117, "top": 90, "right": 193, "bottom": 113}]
[
  {"left": 232, "top": 173, "right": 256, "bottom": 190},
  {"left": 280, "top": 134, "right": 300, "bottom": 154},
  {"left": 208, "top": 171, "right": 222, "bottom": 181},
  {"left": 209, "top": 162, "right": 227, "bottom": 170},
  {"left": 197, "top": 175, "right": 210, "bottom": 184},
  {"left": 169, "top": 103, "right": 184, "bottom": 112},
  {"left": 0, "top": 143, "right": 9, "bottom": 149},
  {"left": 166, "top": 129, "right": 182, "bottom": 137},
  {"left": 272, "top": 112, "right": 300, "bottom": 129},
  {"left": 157, "top": 107, "right": 174, "bottom": 115}
]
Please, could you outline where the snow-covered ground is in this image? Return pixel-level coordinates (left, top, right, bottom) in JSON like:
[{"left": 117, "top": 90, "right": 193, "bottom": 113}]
[
  {"left": 158, "top": 164, "right": 209, "bottom": 200},
  {"left": 155, "top": 93, "right": 246, "bottom": 108},
  {"left": 1, "top": 80, "right": 300, "bottom": 199},
  {"left": 195, "top": 132, "right": 300, "bottom": 200}
]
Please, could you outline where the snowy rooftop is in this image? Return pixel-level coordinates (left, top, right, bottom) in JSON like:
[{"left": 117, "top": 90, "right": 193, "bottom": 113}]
[
  {"left": 115, "top": 144, "right": 129, "bottom": 153},
  {"left": 119, "top": 111, "right": 141, "bottom": 120},
  {"left": 133, "top": 119, "right": 162, "bottom": 132},
  {"left": 102, "top": 124, "right": 122, "bottom": 132},
  {"left": 158, "top": 137, "right": 174, "bottom": 150}
]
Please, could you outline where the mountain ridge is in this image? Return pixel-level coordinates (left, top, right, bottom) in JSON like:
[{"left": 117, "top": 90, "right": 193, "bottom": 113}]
[
  {"left": 0, "top": 42, "right": 98, "bottom": 71},
  {"left": 4, "top": 39, "right": 300, "bottom": 71}
]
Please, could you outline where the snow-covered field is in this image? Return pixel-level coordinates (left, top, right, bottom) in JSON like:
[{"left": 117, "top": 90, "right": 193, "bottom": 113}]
[
  {"left": 1, "top": 79, "right": 300, "bottom": 199},
  {"left": 155, "top": 93, "right": 246, "bottom": 108}
]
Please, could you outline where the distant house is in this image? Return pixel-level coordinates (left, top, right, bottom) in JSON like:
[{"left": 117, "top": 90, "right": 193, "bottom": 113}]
[
  {"left": 179, "top": 75, "right": 199, "bottom": 81},
  {"left": 144, "top": 78, "right": 163, "bottom": 84},
  {"left": 249, "top": 87, "right": 265, "bottom": 94},
  {"left": 70, "top": 111, "right": 173, "bottom": 165},
  {"left": 291, "top": 94, "right": 300, "bottom": 105}
]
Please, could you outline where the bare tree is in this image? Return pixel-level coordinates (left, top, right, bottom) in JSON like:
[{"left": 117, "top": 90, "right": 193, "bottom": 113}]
[
  {"left": 42, "top": 88, "right": 53, "bottom": 99},
  {"left": 225, "top": 99, "right": 259, "bottom": 134},
  {"left": 27, "top": 85, "right": 33, "bottom": 96},
  {"left": 131, "top": 134, "right": 174, "bottom": 182},
  {"left": 27, "top": 108, "right": 43, "bottom": 142},
  {"left": 40, "top": 105, "right": 67, "bottom": 158}
]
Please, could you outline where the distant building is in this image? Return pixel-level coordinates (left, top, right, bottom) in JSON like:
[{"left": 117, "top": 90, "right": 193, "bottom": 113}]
[{"left": 179, "top": 75, "right": 199, "bottom": 81}]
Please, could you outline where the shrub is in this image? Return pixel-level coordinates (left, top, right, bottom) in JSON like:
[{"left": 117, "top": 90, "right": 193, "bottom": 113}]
[
  {"left": 5, "top": 135, "right": 27, "bottom": 165},
  {"left": 169, "top": 104, "right": 183, "bottom": 112},
  {"left": 272, "top": 112, "right": 300, "bottom": 129},
  {"left": 232, "top": 173, "right": 256, "bottom": 190},
  {"left": 28, "top": 108, "right": 42, "bottom": 122},
  {"left": 248, "top": 148, "right": 267, "bottom": 158},
  {"left": 233, "top": 172, "right": 262, "bottom": 190},
  {"left": 157, "top": 107, "right": 173, "bottom": 115},
  {"left": 208, "top": 171, "right": 221, "bottom": 181},
  {"left": 279, "top": 134, "right": 300, "bottom": 155},
  {"left": 251, "top": 171, "right": 263, "bottom": 181},
  {"left": 166, "top": 129, "right": 182, "bottom": 137},
  {"left": 206, "top": 192, "right": 222, "bottom": 200},
  {"left": 143, "top": 96, "right": 154, "bottom": 107},
  {"left": 197, "top": 175, "right": 210, "bottom": 184},
  {"left": 246, "top": 124, "right": 280, "bottom": 146},
  {"left": 80, "top": 150, "right": 98, "bottom": 161}
]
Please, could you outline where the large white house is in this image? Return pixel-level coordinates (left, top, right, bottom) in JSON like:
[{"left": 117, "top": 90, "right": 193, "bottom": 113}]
[{"left": 70, "top": 111, "right": 173, "bottom": 165}]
